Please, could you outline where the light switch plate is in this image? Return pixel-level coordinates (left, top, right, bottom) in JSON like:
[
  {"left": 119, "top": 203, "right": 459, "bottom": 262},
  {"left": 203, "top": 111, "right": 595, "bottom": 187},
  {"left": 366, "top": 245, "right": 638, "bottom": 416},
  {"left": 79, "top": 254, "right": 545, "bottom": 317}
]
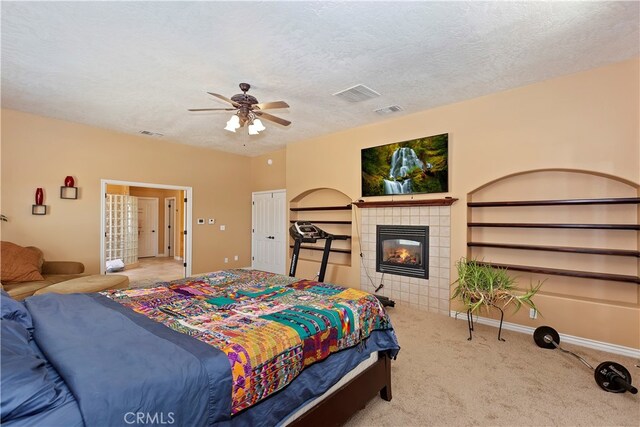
[
  {"left": 220, "top": 225, "right": 226, "bottom": 231},
  {"left": 208, "top": 219, "right": 215, "bottom": 225},
  {"left": 197, "top": 218, "right": 205, "bottom": 225}
]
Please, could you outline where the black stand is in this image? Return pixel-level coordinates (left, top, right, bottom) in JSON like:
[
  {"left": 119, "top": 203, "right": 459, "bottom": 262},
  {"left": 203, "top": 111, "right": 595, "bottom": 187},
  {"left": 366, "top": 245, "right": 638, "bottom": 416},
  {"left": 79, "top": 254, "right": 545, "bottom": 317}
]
[
  {"left": 289, "top": 234, "right": 334, "bottom": 283},
  {"left": 375, "top": 295, "right": 395, "bottom": 307},
  {"left": 289, "top": 222, "right": 344, "bottom": 283},
  {"left": 466, "top": 305, "right": 505, "bottom": 341},
  {"left": 289, "top": 239, "right": 302, "bottom": 278}
]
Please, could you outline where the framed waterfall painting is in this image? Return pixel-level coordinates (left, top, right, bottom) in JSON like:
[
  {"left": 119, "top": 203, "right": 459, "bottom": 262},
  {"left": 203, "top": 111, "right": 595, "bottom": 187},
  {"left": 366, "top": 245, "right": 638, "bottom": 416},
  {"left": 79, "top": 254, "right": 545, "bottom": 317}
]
[{"left": 361, "top": 133, "right": 449, "bottom": 197}]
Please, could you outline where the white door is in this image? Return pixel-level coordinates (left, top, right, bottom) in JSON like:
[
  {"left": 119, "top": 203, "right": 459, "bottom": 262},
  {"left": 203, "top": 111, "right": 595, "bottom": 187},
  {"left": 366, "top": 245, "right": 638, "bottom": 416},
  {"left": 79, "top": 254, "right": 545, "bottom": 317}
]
[
  {"left": 252, "top": 190, "right": 286, "bottom": 274},
  {"left": 137, "top": 197, "right": 158, "bottom": 258}
]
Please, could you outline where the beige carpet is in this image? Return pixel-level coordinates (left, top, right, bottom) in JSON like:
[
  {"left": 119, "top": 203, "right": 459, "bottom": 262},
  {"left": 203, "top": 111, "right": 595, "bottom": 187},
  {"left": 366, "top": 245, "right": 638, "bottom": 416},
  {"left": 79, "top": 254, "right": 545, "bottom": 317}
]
[{"left": 346, "top": 305, "right": 639, "bottom": 427}]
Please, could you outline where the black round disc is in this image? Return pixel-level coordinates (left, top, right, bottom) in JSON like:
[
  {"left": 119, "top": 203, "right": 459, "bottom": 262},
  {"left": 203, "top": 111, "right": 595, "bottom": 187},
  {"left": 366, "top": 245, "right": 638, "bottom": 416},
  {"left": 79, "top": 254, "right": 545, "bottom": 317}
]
[
  {"left": 533, "top": 326, "right": 560, "bottom": 349},
  {"left": 594, "top": 361, "right": 634, "bottom": 393}
]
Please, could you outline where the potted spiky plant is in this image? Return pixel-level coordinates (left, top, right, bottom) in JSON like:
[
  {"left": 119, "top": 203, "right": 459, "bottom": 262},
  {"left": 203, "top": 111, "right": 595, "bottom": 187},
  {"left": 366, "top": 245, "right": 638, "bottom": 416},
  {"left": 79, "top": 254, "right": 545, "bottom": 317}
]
[{"left": 451, "top": 258, "right": 542, "bottom": 341}]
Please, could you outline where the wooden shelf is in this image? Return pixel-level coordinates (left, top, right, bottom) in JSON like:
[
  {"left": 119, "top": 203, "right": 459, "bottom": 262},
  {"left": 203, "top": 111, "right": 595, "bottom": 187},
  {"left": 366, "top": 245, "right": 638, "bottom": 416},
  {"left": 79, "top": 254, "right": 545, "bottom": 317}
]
[
  {"left": 477, "top": 262, "right": 639, "bottom": 284},
  {"left": 467, "top": 183, "right": 640, "bottom": 289},
  {"left": 289, "top": 220, "right": 352, "bottom": 224},
  {"left": 352, "top": 198, "right": 457, "bottom": 208},
  {"left": 289, "top": 190, "right": 354, "bottom": 268},
  {"left": 468, "top": 242, "right": 640, "bottom": 257},
  {"left": 468, "top": 197, "right": 640, "bottom": 207},
  {"left": 468, "top": 223, "right": 639, "bottom": 230},
  {"left": 290, "top": 205, "right": 352, "bottom": 212},
  {"left": 289, "top": 245, "right": 351, "bottom": 254}
]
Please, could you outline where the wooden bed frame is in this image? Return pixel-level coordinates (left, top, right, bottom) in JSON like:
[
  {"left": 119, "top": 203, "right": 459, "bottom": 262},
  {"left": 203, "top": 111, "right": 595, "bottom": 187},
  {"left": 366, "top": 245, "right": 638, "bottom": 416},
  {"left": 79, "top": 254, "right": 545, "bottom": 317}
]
[{"left": 289, "top": 352, "right": 392, "bottom": 427}]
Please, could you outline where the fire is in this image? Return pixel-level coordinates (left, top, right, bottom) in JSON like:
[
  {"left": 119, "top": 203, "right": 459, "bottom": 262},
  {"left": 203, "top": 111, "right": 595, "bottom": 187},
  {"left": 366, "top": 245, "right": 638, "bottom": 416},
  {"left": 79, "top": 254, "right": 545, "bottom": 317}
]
[
  {"left": 396, "top": 248, "right": 411, "bottom": 261},
  {"left": 385, "top": 247, "right": 418, "bottom": 265}
]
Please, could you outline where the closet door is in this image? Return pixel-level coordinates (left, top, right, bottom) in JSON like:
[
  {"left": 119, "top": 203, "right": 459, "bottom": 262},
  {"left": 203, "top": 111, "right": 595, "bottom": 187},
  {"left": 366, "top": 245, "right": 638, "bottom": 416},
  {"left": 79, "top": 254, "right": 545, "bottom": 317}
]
[{"left": 252, "top": 190, "right": 286, "bottom": 274}]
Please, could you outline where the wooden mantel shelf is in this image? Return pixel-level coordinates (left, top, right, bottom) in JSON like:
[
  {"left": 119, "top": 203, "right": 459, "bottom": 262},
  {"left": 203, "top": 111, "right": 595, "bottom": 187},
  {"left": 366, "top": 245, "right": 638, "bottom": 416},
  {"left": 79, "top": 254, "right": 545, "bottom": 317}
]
[{"left": 352, "top": 198, "right": 458, "bottom": 208}]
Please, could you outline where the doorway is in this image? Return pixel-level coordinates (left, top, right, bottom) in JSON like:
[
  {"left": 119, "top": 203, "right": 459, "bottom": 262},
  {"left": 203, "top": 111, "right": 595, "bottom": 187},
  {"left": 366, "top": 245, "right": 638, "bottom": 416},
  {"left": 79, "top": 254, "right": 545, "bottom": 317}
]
[
  {"left": 252, "top": 189, "right": 286, "bottom": 275},
  {"left": 137, "top": 197, "right": 158, "bottom": 258},
  {"left": 100, "top": 179, "right": 193, "bottom": 279}
]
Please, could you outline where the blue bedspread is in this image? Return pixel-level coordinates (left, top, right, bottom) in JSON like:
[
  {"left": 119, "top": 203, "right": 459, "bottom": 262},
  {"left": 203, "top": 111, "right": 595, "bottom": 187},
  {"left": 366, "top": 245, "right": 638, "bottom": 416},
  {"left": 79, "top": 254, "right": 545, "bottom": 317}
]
[{"left": 26, "top": 293, "right": 233, "bottom": 426}]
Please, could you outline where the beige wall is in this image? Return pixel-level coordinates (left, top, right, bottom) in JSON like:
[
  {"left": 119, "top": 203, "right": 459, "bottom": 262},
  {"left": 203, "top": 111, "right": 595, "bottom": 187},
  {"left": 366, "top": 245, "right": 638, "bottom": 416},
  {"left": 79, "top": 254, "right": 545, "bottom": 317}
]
[
  {"left": 286, "top": 58, "right": 639, "bottom": 348},
  {"left": 250, "top": 149, "right": 286, "bottom": 192},
  {"left": 105, "top": 184, "right": 129, "bottom": 195},
  {"left": 1, "top": 110, "right": 253, "bottom": 274}
]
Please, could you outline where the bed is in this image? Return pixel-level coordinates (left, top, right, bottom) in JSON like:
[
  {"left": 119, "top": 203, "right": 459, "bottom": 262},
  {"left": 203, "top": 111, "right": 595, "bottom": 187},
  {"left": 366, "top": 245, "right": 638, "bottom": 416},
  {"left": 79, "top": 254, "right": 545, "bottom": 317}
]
[{"left": 1, "top": 269, "right": 399, "bottom": 426}]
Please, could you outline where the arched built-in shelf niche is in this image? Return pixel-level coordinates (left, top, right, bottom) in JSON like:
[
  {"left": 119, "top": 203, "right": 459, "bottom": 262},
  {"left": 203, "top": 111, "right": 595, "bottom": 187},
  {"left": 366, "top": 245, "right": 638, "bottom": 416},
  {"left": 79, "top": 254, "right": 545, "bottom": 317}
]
[
  {"left": 467, "top": 169, "right": 639, "bottom": 302},
  {"left": 289, "top": 188, "right": 353, "bottom": 271}
]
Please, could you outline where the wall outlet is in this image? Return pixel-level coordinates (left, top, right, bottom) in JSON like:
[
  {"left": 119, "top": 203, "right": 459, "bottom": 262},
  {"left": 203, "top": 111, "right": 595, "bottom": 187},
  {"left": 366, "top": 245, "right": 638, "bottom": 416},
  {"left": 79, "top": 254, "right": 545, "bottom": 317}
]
[
  {"left": 529, "top": 308, "right": 538, "bottom": 319},
  {"left": 224, "top": 257, "right": 229, "bottom": 263},
  {"left": 208, "top": 218, "right": 215, "bottom": 225},
  {"left": 234, "top": 255, "right": 238, "bottom": 261},
  {"left": 220, "top": 225, "right": 226, "bottom": 231},
  {"left": 197, "top": 218, "right": 205, "bottom": 225}
]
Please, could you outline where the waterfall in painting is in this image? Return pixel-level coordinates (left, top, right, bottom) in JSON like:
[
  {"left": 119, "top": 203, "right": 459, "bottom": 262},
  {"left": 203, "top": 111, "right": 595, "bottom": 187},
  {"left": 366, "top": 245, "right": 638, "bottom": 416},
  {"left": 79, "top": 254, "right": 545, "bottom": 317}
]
[{"left": 383, "top": 147, "right": 424, "bottom": 194}]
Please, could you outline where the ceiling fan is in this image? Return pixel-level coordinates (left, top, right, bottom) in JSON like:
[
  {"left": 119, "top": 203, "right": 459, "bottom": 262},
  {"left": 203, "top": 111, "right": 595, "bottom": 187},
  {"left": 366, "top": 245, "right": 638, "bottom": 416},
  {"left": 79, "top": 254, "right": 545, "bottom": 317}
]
[{"left": 189, "top": 83, "right": 290, "bottom": 133}]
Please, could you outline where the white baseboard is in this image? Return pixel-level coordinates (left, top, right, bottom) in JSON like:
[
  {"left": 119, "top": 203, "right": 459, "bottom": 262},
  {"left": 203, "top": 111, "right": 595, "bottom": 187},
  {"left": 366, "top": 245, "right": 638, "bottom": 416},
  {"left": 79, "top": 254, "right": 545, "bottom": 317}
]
[{"left": 450, "top": 310, "right": 640, "bottom": 359}]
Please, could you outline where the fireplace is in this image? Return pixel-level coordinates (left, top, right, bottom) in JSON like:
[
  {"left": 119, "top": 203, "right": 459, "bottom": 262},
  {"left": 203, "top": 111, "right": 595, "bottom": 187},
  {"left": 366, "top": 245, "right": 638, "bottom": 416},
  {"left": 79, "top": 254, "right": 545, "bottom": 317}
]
[{"left": 376, "top": 225, "right": 429, "bottom": 279}]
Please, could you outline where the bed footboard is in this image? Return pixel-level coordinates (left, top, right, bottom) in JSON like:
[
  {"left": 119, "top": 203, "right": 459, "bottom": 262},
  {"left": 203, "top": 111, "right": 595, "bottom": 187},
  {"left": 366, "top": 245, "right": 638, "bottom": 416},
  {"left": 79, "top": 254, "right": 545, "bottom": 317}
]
[{"left": 288, "top": 352, "right": 392, "bottom": 427}]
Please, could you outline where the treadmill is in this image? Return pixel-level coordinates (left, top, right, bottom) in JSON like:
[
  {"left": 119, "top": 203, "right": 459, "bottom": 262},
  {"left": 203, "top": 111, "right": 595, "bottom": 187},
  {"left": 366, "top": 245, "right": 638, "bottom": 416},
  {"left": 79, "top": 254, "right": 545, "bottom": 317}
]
[
  {"left": 288, "top": 221, "right": 345, "bottom": 283},
  {"left": 289, "top": 221, "right": 395, "bottom": 307}
]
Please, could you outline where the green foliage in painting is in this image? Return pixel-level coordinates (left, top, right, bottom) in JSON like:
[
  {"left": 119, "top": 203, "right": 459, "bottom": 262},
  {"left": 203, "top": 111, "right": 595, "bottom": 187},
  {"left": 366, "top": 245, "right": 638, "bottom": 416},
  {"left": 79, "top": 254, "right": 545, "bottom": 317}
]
[{"left": 361, "top": 133, "right": 448, "bottom": 196}]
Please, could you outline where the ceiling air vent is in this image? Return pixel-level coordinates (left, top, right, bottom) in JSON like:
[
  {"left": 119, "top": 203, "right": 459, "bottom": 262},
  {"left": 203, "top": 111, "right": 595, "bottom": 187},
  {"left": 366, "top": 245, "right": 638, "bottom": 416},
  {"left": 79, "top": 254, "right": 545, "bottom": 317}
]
[
  {"left": 374, "top": 105, "right": 404, "bottom": 115},
  {"left": 333, "top": 84, "right": 381, "bottom": 102},
  {"left": 139, "top": 130, "right": 164, "bottom": 137}
]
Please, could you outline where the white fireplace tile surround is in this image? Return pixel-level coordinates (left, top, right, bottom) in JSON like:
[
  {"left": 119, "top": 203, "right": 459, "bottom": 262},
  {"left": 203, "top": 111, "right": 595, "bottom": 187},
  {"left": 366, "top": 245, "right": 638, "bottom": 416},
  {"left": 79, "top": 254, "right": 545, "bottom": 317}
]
[{"left": 360, "top": 206, "right": 451, "bottom": 315}]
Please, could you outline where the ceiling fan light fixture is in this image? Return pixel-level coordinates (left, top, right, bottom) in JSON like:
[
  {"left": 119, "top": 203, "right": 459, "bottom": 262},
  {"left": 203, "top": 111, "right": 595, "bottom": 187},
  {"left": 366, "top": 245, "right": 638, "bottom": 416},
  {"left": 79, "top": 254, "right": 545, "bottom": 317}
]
[
  {"left": 224, "top": 114, "right": 240, "bottom": 132},
  {"left": 247, "top": 113, "right": 265, "bottom": 135},
  {"left": 252, "top": 118, "right": 266, "bottom": 132},
  {"left": 192, "top": 83, "right": 290, "bottom": 134},
  {"left": 248, "top": 124, "right": 260, "bottom": 135}
]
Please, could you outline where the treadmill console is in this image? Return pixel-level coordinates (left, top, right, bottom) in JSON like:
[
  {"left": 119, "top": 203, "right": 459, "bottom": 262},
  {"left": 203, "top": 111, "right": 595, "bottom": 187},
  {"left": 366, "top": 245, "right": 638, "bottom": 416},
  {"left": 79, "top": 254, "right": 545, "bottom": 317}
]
[{"left": 289, "top": 221, "right": 328, "bottom": 243}]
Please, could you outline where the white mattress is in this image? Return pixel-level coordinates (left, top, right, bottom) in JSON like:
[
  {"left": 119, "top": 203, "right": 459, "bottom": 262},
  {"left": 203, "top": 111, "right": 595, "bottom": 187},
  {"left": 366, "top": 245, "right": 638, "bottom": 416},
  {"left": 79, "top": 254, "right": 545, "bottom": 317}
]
[{"left": 280, "top": 351, "right": 379, "bottom": 426}]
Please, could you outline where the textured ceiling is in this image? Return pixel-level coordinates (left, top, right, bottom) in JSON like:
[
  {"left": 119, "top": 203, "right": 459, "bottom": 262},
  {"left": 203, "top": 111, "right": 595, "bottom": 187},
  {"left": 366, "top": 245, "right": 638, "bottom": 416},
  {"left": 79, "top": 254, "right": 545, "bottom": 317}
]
[{"left": 2, "top": 1, "right": 638, "bottom": 156}]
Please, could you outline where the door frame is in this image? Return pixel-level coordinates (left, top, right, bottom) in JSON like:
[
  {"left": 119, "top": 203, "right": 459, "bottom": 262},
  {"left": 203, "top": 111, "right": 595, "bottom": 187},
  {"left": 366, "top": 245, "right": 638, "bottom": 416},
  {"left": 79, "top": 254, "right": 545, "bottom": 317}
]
[
  {"left": 251, "top": 189, "right": 286, "bottom": 274},
  {"left": 100, "top": 179, "right": 193, "bottom": 276},
  {"left": 137, "top": 197, "right": 159, "bottom": 258},
  {"left": 164, "top": 197, "right": 176, "bottom": 257}
]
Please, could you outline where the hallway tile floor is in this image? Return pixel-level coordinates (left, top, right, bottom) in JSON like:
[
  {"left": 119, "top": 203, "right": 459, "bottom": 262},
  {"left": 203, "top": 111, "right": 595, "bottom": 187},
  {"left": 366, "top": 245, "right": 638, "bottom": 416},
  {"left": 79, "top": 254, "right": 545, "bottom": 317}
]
[{"left": 107, "top": 257, "right": 185, "bottom": 286}]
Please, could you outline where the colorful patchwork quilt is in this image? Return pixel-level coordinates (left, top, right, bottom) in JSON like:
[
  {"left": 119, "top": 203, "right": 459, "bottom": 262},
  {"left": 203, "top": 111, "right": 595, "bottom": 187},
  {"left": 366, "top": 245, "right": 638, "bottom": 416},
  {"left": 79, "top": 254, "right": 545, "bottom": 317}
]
[{"left": 101, "top": 269, "right": 394, "bottom": 415}]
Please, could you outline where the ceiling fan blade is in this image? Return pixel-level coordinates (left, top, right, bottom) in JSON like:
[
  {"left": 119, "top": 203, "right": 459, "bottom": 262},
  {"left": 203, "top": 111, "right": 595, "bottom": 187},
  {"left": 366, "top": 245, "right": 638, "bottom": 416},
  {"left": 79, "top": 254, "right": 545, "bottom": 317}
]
[
  {"left": 188, "top": 108, "right": 237, "bottom": 111},
  {"left": 252, "top": 101, "right": 290, "bottom": 110},
  {"left": 255, "top": 111, "right": 291, "bottom": 127},
  {"left": 207, "top": 92, "right": 241, "bottom": 108}
]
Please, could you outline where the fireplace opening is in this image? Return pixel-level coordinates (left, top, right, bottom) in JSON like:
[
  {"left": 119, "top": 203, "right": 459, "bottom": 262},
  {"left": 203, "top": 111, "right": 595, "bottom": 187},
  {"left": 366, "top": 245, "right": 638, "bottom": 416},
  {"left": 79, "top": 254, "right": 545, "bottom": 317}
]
[{"left": 376, "top": 225, "right": 428, "bottom": 279}]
